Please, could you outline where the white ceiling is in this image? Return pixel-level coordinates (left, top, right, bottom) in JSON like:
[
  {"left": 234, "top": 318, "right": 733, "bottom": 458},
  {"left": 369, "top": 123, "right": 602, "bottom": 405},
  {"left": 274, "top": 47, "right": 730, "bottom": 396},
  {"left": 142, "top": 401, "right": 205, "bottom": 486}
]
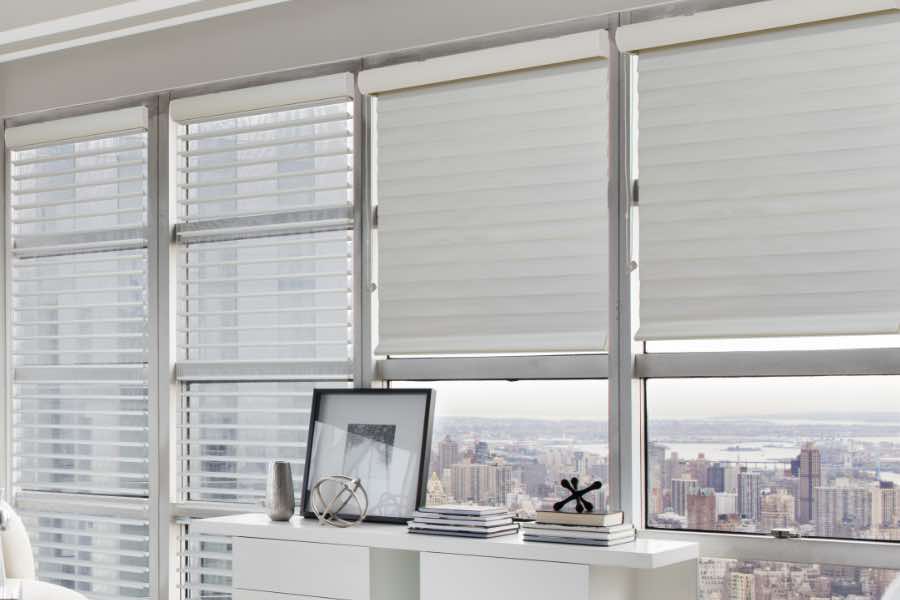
[{"left": 0, "top": 0, "right": 293, "bottom": 63}]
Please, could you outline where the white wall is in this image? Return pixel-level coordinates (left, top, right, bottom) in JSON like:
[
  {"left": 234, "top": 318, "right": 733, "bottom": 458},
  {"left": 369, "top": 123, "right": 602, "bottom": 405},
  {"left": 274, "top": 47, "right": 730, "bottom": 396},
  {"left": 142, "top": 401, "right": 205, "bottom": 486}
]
[{"left": 0, "top": 0, "right": 667, "bottom": 118}]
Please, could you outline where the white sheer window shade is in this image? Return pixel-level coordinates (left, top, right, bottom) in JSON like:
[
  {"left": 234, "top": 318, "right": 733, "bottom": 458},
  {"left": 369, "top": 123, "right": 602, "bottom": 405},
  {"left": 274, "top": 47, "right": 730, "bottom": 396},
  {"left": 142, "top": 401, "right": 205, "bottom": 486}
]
[
  {"left": 171, "top": 77, "right": 355, "bottom": 511},
  {"left": 631, "top": 12, "right": 900, "bottom": 339},
  {"left": 16, "top": 493, "right": 151, "bottom": 600},
  {"left": 5, "top": 107, "right": 151, "bottom": 600},
  {"left": 364, "top": 38, "right": 610, "bottom": 355}
]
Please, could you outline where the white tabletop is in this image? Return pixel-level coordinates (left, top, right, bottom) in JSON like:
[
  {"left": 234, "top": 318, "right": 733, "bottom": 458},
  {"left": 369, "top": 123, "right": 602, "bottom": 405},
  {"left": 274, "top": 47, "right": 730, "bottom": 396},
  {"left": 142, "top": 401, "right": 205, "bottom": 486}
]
[
  {"left": 194, "top": 513, "right": 698, "bottom": 570},
  {"left": 3, "top": 580, "right": 86, "bottom": 600}
]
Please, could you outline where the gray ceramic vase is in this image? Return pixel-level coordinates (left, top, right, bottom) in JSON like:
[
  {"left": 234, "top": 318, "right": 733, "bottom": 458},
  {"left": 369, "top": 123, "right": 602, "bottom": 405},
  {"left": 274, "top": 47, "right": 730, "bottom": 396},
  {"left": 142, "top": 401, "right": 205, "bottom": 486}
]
[{"left": 265, "top": 461, "right": 296, "bottom": 521}]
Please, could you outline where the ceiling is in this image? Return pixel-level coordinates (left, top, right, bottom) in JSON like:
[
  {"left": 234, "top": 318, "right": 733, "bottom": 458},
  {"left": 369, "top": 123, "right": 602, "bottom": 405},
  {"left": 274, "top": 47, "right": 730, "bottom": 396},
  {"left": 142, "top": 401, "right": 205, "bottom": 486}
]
[{"left": 0, "top": 0, "right": 293, "bottom": 63}]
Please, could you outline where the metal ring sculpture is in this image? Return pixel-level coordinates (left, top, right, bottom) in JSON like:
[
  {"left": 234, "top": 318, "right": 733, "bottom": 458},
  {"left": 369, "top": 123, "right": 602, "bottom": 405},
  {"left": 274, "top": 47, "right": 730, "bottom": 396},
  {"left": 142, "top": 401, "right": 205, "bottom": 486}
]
[{"left": 310, "top": 475, "right": 369, "bottom": 528}]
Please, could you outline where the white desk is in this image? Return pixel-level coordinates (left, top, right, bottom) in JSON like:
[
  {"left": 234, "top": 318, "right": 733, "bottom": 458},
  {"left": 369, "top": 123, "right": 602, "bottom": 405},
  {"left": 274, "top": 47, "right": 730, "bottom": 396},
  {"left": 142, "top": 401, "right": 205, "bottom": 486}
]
[{"left": 195, "top": 514, "right": 699, "bottom": 600}]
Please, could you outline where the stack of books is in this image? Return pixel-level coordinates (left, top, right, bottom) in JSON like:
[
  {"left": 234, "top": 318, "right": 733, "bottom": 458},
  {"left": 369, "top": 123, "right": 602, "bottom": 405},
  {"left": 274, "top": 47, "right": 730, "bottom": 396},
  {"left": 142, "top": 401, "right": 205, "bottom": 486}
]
[
  {"left": 408, "top": 504, "right": 519, "bottom": 539},
  {"left": 522, "top": 510, "right": 634, "bottom": 546}
]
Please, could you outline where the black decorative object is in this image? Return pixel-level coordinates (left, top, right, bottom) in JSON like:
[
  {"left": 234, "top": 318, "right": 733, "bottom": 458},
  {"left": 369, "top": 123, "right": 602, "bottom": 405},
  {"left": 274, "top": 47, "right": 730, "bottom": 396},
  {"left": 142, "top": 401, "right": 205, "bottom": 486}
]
[
  {"left": 302, "top": 388, "right": 435, "bottom": 525},
  {"left": 553, "top": 477, "right": 603, "bottom": 513}
]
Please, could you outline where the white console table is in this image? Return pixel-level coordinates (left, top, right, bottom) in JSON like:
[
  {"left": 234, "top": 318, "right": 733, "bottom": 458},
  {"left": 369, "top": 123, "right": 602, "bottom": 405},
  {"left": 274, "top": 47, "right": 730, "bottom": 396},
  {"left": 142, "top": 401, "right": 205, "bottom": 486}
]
[{"left": 194, "top": 514, "right": 698, "bottom": 600}]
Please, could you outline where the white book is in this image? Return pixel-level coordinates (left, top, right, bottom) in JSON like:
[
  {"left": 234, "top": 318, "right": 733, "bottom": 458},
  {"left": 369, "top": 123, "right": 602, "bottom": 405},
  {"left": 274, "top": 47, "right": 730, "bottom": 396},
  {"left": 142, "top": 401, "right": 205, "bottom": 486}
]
[
  {"left": 522, "top": 527, "right": 635, "bottom": 541},
  {"left": 522, "top": 522, "right": 634, "bottom": 535},
  {"left": 408, "top": 521, "right": 519, "bottom": 535},
  {"left": 409, "top": 528, "right": 518, "bottom": 539},
  {"left": 414, "top": 516, "right": 513, "bottom": 527},
  {"left": 523, "top": 534, "right": 635, "bottom": 547},
  {"left": 417, "top": 504, "right": 509, "bottom": 517}
]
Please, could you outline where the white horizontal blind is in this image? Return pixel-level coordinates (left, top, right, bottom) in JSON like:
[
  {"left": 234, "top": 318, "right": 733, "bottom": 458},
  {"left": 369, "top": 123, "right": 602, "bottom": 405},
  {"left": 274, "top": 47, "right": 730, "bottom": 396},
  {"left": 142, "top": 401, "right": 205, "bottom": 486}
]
[
  {"left": 178, "top": 523, "right": 233, "bottom": 600},
  {"left": 6, "top": 110, "right": 152, "bottom": 600},
  {"left": 636, "top": 14, "right": 900, "bottom": 340},
  {"left": 374, "top": 60, "right": 610, "bottom": 355},
  {"left": 178, "top": 382, "right": 341, "bottom": 503},
  {"left": 173, "top": 80, "right": 354, "bottom": 507},
  {"left": 178, "top": 231, "right": 352, "bottom": 363},
  {"left": 17, "top": 494, "right": 151, "bottom": 600}
]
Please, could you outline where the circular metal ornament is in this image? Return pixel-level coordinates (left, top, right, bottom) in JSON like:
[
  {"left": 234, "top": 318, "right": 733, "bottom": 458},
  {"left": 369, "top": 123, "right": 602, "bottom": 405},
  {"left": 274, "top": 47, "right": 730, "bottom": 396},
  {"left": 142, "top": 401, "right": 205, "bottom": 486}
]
[{"left": 310, "top": 475, "right": 369, "bottom": 528}]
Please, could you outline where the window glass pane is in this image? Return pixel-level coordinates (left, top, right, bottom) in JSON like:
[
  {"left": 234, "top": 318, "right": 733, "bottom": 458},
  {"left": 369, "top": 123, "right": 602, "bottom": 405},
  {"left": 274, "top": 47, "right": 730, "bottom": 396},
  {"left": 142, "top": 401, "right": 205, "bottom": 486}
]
[
  {"left": 647, "top": 377, "right": 900, "bottom": 541},
  {"left": 180, "top": 102, "right": 352, "bottom": 222},
  {"left": 393, "top": 380, "right": 608, "bottom": 518},
  {"left": 178, "top": 232, "right": 352, "bottom": 363},
  {"left": 179, "top": 381, "right": 352, "bottom": 503},
  {"left": 699, "top": 558, "right": 900, "bottom": 600}
]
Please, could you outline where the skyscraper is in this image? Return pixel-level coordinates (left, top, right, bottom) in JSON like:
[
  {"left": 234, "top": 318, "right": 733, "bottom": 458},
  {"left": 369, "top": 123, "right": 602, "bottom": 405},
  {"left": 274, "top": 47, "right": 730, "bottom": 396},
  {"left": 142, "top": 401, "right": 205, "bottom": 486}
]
[
  {"left": 671, "top": 478, "right": 699, "bottom": 516},
  {"left": 474, "top": 440, "right": 490, "bottom": 464},
  {"left": 687, "top": 489, "right": 717, "bottom": 530},
  {"left": 814, "top": 484, "right": 877, "bottom": 537},
  {"left": 708, "top": 463, "right": 726, "bottom": 493},
  {"left": 729, "top": 572, "right": 755, "bottom": 600},
  {"left": 738, "top": 469, "right": 761, "bottom": 521},
  {"left": 796, "top": 442, "right": 821, "bottom": 524},
  {"left": 760, "top": 491, "right": 795, "bottom": 531},
  {"left": 437, "top": 435, "right": 460, "bottom": 474}
]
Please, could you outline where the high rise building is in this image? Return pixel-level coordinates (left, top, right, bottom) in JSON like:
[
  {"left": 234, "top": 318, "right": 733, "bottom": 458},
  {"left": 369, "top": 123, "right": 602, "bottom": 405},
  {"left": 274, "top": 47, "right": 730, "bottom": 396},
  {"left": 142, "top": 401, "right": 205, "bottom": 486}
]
[
  {"left": 729, "top": 572, "right": 755, "bottom": 600},
  {"left": 474, "top": 440, "right": 490, "bottom": 464},
  {"left": 437, "top": 435, "right": 460, "bottom": 474},
  {"left": 450, "top": 461, "right": 513, "bottom": 505},
  {"left": 737, "top": 469, "right": 761, "bottom": 521},
  {"left": 760, "top": 491, "right": 796, "bottom": 531},
  {"left": 814, "top": 484, "right": 877, "bottom": 537},
  {"left": 426, "top": 472, "right": 449, "bottom": 505},
  {"left": 671, "top": 478, "right": 698, "bottom": 516},
  {"left": 690, "top": 453, "right": 710, "bottom": 488},
  {"left": 716, "top": 492, "right": 738, "bottom": 516},
  {"left": 723, "top": 464, "right": 739, "bottom": 494},
  {"left": 796, "top": 442, "right": 821, "bottom": 524},
  {"left": 880, "top": 482, "right": 897, "bottom": 527},
  {"left": 687, "top": 489, "right": 718, "bottom": 530},
  {"left": 708, "top": 463, "right": 726, "bottom": 493}
]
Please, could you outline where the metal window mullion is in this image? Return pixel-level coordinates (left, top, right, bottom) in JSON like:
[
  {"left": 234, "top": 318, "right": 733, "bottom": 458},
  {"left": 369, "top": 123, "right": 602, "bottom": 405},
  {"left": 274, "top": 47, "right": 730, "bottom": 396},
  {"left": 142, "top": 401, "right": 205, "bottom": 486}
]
[
  {"left": 1, "top": 118, "right": 10, "bottom": 504},
  {"left": 156, "top": 92, "right": 179, "bottom": 600},
  {"left": 354, "top": 77, "right": 370, "bottom": 386},
  {"left": 607, "top": 17, "right": 643, "bottom": 527}
]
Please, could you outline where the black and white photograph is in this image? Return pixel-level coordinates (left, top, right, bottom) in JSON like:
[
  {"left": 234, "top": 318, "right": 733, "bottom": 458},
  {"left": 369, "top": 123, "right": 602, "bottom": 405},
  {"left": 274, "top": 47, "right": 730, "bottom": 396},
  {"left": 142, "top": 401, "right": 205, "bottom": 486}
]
[{"left": 302, "top": 389, "right": 435, "bottom": 523}]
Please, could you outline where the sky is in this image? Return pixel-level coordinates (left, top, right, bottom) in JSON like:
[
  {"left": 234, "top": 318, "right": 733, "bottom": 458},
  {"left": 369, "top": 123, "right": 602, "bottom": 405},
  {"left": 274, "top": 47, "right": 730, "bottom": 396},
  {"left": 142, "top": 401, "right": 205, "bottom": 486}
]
[{"left": 395, "top": 375, "right": 900, "bottom": 421}]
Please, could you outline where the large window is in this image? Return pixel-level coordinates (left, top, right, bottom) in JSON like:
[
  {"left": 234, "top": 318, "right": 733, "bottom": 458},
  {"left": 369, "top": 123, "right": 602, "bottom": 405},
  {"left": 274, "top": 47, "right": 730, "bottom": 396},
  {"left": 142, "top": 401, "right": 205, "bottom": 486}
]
[
  {"left": 392, "top": 380, "right": 609, "bottom": 518},
  {"left": 6, "top": 107, "right": 152, "bottom": 599},
  {"left": 172, "top": 76, "right": 355, "bottom": 507},
  {"left": 646, "top": 376, "right": 900, "bottom": 541}
]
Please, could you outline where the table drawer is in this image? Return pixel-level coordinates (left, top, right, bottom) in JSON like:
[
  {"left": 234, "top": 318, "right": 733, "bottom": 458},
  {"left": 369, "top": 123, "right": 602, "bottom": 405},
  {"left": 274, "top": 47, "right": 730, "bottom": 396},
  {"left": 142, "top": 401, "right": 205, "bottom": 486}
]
[
  {"left": 420, "top": 552, "right": 589, "bottom": 600},
  {"left": 233, "top": 537, "right": 369, "bottom": 599}
]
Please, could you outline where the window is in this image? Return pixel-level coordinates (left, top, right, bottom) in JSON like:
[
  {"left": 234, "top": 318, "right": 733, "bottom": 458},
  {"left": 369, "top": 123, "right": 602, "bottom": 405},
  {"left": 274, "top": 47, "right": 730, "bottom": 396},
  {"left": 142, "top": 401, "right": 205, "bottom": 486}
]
[
  {"left": 646, "top": 377, "right": 900, "bottom": 541},
  {"left": 364, "top": 31, "right": 612, "bottom": 356},
  {"left": 5, "top": 107, "right": 152, "bottom": 599},
  {"left": 171, "top": 75, "right": 355, "bottom": 508},
  {"left": 392, "top": 380, "right": 609, "bottom": 518}
]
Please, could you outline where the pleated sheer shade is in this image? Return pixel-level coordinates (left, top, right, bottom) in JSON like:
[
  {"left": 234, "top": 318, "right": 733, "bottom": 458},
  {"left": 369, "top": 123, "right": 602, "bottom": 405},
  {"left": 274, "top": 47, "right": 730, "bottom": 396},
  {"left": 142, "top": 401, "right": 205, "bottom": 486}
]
[
  {"left": 374, "top": 60, "right": 610, "bottom": 355},
  {"left": 636, "top": 13, "right": 900, "bottom": 340}
]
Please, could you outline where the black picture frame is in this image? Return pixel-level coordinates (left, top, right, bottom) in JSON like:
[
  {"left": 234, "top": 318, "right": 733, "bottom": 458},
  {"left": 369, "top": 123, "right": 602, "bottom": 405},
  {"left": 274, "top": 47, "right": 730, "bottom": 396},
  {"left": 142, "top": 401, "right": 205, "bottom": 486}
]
[{"left": 301, "top": 388, "right": 436, "bottom": 525}]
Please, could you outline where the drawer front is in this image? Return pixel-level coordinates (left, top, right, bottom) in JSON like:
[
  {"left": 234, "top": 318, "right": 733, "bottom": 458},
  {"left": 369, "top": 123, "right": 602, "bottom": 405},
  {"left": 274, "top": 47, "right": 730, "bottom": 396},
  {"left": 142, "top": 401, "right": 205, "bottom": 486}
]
[
  {"left": 420, "top": 552, "right": 589, "bottom": 600},
  {"left": 233, "top": 537, "right": 369, "bottom": 599},
  {"left": 235, "top": 591, "right": 328, "bottom": 600}
]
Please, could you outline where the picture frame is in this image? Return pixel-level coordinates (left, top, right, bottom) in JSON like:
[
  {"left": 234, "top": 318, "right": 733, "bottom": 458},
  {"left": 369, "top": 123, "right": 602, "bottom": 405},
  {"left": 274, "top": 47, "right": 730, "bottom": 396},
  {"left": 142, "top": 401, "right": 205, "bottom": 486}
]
[{"left": 301, "top": 388, "right": 436, "bottom": 524}]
